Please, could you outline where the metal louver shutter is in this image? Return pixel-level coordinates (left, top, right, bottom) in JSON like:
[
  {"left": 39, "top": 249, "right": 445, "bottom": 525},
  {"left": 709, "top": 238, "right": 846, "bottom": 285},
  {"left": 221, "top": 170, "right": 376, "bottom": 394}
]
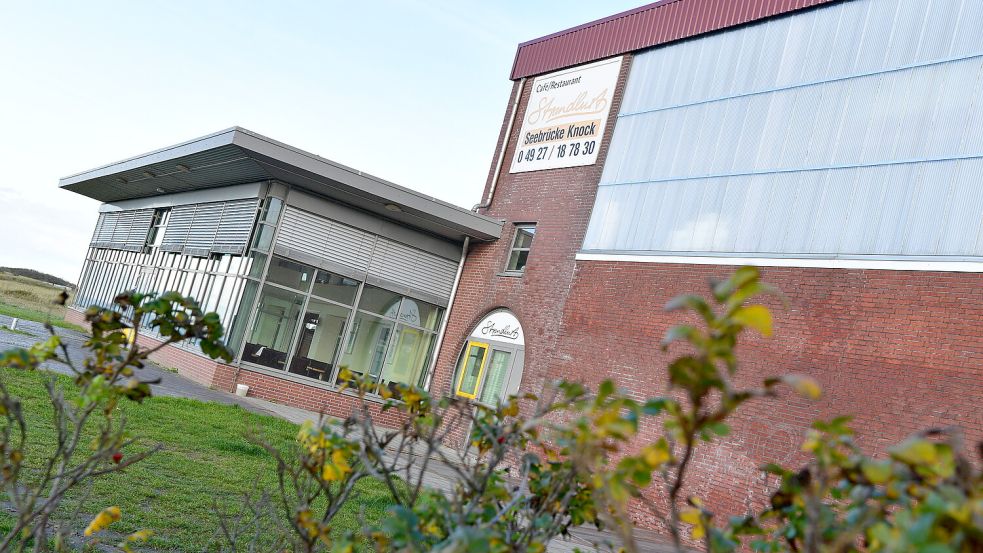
[
  {"left": 109, "top": 211, "right": 134, "bottom": 249},
  {"left": 89, "top": 210, "right": 153, "bottom": 251},
  {"left": 275, "top": 207, "right": 374, "bottom": 272},
  {"left": 122, "top": 209, "right": 154, "bottom": 251},
  {"left": 212, "top": 198, "right": 258, "bottom": 255},
  {"left": 367, "top": 238, "right": 458, "bottom": 301},
  {"left": 183, "top": 202, "right": 223, "bottom": 256},
  {"left": 161, "top": 205, "right": 195, "bottom": 252},
  {"left": 91, "top": 213, "right": 117, "bottom": 247}
]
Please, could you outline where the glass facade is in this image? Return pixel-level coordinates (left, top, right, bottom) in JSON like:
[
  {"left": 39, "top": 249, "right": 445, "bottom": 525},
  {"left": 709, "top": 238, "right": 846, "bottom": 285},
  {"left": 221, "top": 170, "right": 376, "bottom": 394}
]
[
  {"left": 75, "top": 188, "right": 448, "bottom": 397},
  {"left": 74, "top": 247, "right": 259, "bottom": 354}
]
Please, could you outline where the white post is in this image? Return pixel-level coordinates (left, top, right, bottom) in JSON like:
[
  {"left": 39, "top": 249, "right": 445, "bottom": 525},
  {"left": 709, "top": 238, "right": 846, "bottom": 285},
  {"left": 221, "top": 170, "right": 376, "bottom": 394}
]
[{"left": 9, "top": 318, "right": 18, "bottom": 331}]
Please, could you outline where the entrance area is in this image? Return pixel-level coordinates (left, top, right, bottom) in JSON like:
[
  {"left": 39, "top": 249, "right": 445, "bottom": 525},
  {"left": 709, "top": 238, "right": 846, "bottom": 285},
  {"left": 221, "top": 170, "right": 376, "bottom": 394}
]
[{"left": 454, "top": 309, "right": 525, "bottom": 405}]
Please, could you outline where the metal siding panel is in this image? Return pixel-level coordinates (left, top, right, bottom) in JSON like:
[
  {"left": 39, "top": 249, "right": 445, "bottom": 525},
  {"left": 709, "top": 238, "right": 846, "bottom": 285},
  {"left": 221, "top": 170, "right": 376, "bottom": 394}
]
[
  {"left": 276, "top": 206, "right": 374, "bottom": 273},
  {"left": 367, "top": 238, "right": 458, "bottom": 300},
  {"left": 160, "top": 204, "right": 196, "bottom": 252},
  {"left": 213, "top": 198, "right": 259, "bottom": 254},
  {"left": 183, "top": 202, "right": 223, "bottom": 255}
]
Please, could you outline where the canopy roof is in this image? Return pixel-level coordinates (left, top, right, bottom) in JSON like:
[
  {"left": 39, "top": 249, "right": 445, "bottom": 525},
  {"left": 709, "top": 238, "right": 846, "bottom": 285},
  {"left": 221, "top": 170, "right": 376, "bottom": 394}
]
[{"left": 60, "top": 127, "right": 502, "bottom": 243}]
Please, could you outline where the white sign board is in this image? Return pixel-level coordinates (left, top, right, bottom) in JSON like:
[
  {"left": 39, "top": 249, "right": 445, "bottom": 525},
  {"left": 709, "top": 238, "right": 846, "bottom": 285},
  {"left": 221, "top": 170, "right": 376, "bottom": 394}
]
[
  {"left": 509, "top": 56, "right": 623, "bottom": 174},
  {"left": 470, "top": 310, "right": 524, "bottom": 346}
]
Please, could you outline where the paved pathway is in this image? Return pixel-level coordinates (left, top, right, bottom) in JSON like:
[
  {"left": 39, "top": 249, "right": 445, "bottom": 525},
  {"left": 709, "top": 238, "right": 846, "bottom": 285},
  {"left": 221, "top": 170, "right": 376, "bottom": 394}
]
[{"left": 0, "top": 315, "right": 676, "bottom": 552}]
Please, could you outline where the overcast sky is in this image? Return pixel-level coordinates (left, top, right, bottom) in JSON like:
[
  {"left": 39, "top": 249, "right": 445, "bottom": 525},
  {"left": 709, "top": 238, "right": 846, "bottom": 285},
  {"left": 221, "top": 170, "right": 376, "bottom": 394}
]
[{"left": 0, "top": 1, "right": 642, "bottom": 282}]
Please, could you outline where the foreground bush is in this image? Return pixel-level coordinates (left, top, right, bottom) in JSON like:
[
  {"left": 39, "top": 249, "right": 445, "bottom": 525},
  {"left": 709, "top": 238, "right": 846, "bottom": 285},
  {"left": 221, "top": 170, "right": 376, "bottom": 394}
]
[{"left": 0, "top": 268, "right": 979, "bottom": 552}]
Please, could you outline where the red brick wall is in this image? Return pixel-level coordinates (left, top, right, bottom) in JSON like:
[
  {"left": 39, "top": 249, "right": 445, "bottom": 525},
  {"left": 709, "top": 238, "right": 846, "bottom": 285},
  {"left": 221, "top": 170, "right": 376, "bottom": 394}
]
[
  {"left": 430, "top": 54, "right": 636, "bottom": 413},
  {"left": 554, "top": 262, "right": 983, "bottom": 526},
  {"left": 431, "top": 47, "right": 983, "bottom": 527}
]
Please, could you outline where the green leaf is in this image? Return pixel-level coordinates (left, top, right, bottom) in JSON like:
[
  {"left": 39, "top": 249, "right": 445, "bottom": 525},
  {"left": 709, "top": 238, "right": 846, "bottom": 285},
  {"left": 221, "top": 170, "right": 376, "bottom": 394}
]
[
  {"left": 661, "top": 325, "right": 703, "bottom": 348},
  {"left": 731, "top": 305, "right": 773, "bottom": 337},
  {"left": 642, "top": 398, "right": 669, "bottom": 415},
  {"left": 707, "top": 422, "right": 731, "bottom": 437}
]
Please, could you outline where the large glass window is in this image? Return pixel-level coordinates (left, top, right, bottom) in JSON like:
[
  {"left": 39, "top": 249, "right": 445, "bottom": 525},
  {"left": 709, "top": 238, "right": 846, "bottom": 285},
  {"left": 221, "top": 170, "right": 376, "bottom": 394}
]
[
  {"left": 266, "top": 256, "right": 315, "bottom": 291},
  {"left": 288, "top": 299, "right": 351, "bottom": 381},
  {"left": 312, "top": 270, "right": 358, "bottom": 305},
  {"left": 336, "top": 285, "right": 442, "bottom": 393},
  {"left": 242, "top": 285, "right": 304, "bottom": 370},
  {"left": 338, "top": 313, "right": 394, "bottom": 384}
]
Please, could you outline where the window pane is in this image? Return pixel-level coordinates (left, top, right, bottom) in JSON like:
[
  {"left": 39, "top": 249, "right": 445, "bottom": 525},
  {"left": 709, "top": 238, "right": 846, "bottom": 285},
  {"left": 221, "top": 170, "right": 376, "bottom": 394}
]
[
  {"left": 506, "top": 250, "right": 529, "bottom": 272},
  {"left": 251, "top": 224, "right": 275, "bottom": 253},
  {"left": 455, "top": 343, "right": 487, "bottom": 398},
  {"left": 242, "top": 285, "right": 304, "bottom": 370},
  {"left": 266, "top": 257, "right": 315, "bottom": 291},
  {"left": 513, "top": 227, "right": 535, "bottom": 249},
  {"left": 337, "top": 313, "right": 394, "bottom": 384},
  {"left": 312, "top": 270, "right": 359, "bottom": 305},
  {"left": 479, "top": 350, "right": 513, "bottom": 405},
  {"left": 397, "top": 298, "right": 442, "bottom": 330},
  {"left": 248, "top": 252, "right": 267, "bottom": 278},
  {"left": 357, "top": 285, "right": 401, "bottom": 318},
  {"left": 263, "top": 197, "right": 284, "bottom": 225},
  {"left": 288, "top": 299, "right": 350, "bottom": 382},
  {"left": 378, "top": 324, "right": 436, "bottom": 393}
]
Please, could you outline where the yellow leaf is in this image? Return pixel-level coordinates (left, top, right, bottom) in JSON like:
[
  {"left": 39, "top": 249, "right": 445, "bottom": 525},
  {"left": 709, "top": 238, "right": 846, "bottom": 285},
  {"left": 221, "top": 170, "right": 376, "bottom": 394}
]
[
  {"left": 679, "top": 508, "right": 701, "bottom": 525},
  {"left": 84, "top": 506, "right": 121, "bottom": 536},
  {"left": 641, "top": 441, "right": 671, "bottom": 468},
  {"left": 680, "top": 508, "right": 705, "bottom": 540},
  {"left": 732, "top": 305, "right": 773, "bottom": 337},
  {"left": 784, "top": 375, "right": 822, "bottom": 400},
  {"left": 801, "top": 430, "right": 822, "bottom": 453},
  {"left": 889, "top": 438, "right": 938, "bottom": 466},
  {"left": 861, "top": 459, "right": 893, "bottom": 484}
]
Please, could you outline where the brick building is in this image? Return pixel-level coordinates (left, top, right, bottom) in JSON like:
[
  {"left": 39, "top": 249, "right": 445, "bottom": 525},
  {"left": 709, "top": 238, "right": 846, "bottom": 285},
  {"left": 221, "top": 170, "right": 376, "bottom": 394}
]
[
  {"left": 62, "top": 0, "right": 982, "bottom": 528},
  {"left": 432, "top": 0, "right": 983, "bottom": 523}
]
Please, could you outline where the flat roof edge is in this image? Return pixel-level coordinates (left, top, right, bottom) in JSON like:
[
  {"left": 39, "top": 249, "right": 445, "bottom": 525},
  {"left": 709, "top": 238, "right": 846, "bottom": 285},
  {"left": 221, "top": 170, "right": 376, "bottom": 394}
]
[
  {"left": 59, "top": 127, "right": 239, "bottom": 187},
  {"left": 58, "top": 127, "right": 503, "bottom": 242}
]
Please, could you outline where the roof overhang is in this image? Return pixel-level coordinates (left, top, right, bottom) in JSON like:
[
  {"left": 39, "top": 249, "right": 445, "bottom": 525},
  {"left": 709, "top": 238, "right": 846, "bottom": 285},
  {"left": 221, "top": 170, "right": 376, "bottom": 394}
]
[{"left": 60, "top": 127, "right": 503, "bottom": 243}]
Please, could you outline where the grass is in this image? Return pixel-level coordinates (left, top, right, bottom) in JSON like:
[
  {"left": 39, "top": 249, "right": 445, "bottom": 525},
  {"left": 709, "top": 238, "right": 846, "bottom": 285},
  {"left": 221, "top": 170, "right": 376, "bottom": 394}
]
[
  {"left": 0, "top": 272, "right": 86, "bottom": 333},
  {"left": 0, "top": 326, "right": 33, "bottom": 337},
  {"left": 0, "top": 369, "right": 397, "bottom": 551}
]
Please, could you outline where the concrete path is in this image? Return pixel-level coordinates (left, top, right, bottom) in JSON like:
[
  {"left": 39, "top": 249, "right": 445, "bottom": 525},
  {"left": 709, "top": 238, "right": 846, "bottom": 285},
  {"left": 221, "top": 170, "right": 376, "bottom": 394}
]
[{"left": 0, "top": 315, "right": 676, "bottom": 552}]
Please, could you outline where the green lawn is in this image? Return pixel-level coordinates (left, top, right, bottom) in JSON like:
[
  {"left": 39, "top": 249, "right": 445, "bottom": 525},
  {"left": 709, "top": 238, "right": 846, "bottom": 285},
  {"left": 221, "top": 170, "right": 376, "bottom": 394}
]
[
  {"left": 0, "top": 301, "right": 86, "bottom": 333},
  {"left": 0, "top": 368, "right": 396, "bottom": 551}
]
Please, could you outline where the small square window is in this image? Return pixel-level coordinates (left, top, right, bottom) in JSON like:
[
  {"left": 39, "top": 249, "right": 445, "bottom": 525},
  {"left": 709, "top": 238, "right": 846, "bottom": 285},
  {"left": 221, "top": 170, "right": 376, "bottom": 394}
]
[{"left": 505, "top": 225, "right": 536, "bottom": 273}]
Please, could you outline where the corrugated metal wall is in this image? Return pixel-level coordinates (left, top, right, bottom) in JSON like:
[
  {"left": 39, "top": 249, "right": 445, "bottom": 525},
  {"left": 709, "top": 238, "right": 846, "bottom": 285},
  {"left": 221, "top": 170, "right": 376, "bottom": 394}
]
[
  {"left": 584, "top": 0, "right": 983, "bottom": 260},
  {"left": 276, "top": 206, "right": 458, "bottom": 302}
]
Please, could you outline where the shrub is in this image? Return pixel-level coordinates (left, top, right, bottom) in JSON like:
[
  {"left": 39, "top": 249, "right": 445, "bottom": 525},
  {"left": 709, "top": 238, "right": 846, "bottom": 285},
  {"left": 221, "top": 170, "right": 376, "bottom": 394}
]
[{"left": 1, "top": 269, "right": 979, "bottom": 552}]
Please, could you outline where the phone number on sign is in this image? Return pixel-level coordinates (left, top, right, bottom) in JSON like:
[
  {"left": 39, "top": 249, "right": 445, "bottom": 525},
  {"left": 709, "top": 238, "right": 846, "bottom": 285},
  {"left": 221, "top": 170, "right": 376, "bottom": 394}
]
[{"left": 515, "top": 140, "right": 597, "bottom": 164}]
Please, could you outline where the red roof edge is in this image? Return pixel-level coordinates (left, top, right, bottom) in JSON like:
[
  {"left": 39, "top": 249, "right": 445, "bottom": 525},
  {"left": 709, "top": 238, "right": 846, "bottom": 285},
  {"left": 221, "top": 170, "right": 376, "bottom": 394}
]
[{"left": 510, "top": 0, "right": 843, "bottom": 80}]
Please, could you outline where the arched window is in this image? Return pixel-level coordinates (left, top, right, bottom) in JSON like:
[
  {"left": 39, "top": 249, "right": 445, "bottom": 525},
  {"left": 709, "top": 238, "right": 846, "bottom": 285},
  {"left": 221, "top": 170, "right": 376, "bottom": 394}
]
[{"left": 454, "top": 310, "right": 525, "bottom": 405}]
